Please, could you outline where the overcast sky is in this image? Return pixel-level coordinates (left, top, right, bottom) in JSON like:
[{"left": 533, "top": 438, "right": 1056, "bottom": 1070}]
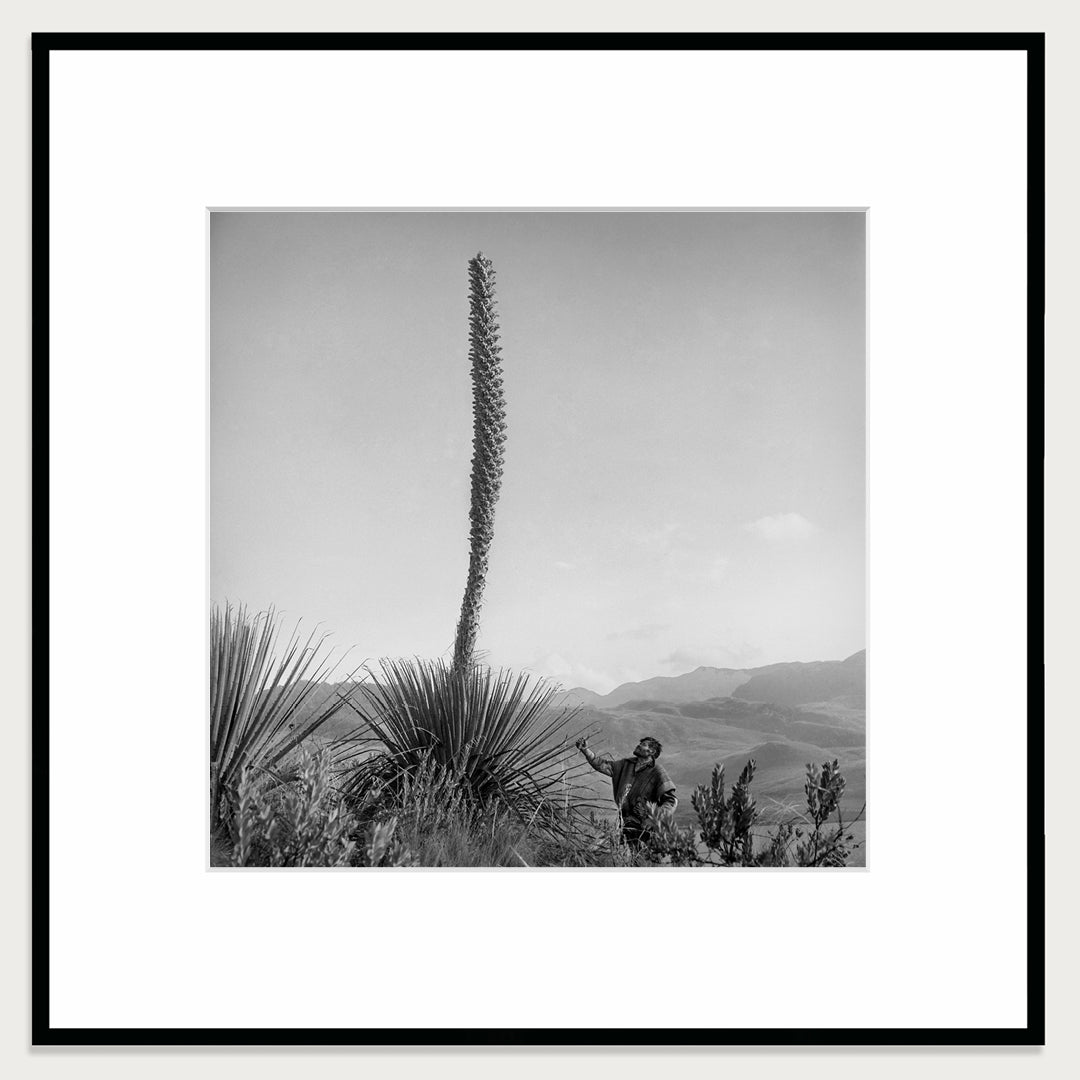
[{"left": 210, "top": 211, "right": 865, "bottom": 694}]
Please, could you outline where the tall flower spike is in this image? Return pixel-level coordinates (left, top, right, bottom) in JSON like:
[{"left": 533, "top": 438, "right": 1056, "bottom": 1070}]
[{"left": 452, "top": 253, "right": 508, "bottom": 673}]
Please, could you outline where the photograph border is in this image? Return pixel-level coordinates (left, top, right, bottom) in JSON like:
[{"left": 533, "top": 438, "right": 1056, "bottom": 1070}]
[{"left": 31, "top": 30, "right": 1045, "bottom": 1047}]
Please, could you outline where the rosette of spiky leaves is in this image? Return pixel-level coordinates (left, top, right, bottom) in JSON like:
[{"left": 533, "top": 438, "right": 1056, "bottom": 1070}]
[
  {"left": 338, "top": 657, "right": 593, "bottom": 836},
  {"left": 209, "top": 602, "right": 358, "bottom": 834},
  {"left": 452, "top": 253, "right": 508, "bottom": 673}
]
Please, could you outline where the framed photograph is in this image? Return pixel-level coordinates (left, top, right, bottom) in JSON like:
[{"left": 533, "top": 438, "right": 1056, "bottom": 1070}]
[{"left": 33, "top": 32, "right": 1044, "bottom": 1045}]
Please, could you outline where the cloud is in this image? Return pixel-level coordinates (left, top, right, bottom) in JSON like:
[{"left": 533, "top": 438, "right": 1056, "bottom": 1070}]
[
  {"left": 743, "top": 512, "right": 820, "bottom": 543},
  {"left": 553, "top": 560, "right": 577, "bottom": 571},
  {"left": 660, "top": 641, "right": 765, "bottom": 672},
  {"left": 528, "top": 653, "right": 618, "bottom": 695},
  {"left": 661, "top": 649, "right": 714, "bottom": 672}
]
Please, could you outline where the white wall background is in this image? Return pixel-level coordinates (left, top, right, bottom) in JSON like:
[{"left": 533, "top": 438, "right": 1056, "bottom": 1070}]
[{"left": 5, "top": 2, "right": 1074, "bottom": 1076}]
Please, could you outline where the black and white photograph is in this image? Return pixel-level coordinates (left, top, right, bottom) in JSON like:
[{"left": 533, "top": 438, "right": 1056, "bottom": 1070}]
[{"left": 209, "top": 210, "right": 867, "bottom": 869}]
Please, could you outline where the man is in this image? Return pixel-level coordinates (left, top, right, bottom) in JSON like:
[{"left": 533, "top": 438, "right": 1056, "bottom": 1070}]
[{"left": 575, "top": 735, "right": 677, "bottom": 848}]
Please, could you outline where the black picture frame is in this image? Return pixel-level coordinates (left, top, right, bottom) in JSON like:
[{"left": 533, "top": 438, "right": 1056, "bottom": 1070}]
[{"left": 31, "top": 30, "right": 1045, "bottom": 1048}]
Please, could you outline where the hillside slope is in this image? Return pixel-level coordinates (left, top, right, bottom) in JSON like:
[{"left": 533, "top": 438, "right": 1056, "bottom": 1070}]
[{"left": 732, "top": 650, "right": 865, "bottom": 707}]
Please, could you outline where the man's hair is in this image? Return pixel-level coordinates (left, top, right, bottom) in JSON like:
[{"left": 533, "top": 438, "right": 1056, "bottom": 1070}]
[{"left": 640, "top": 736, "right": 662, "bottom": 758}]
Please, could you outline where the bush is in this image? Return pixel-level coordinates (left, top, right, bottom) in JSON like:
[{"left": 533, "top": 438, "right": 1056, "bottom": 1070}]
[
  {"left": 639, "top": 756, "right": 863, "bottom": 868},
  {"left": 794, "top": 759, "right": 854, "bottom": 867},
  {"left": 228, "top": 745, "right": 416, "bottom": 868},
  {"left": 692, "top": 759, "right": 760, "bottom": 865}
]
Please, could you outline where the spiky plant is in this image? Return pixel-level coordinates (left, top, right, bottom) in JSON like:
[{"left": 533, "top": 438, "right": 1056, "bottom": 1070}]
[
  {"left": 451, "top": 253, "right": 507, "bottom": 674},
  {"left": 338, "top": 658, "right": 593, "bottom": 836},
  {"left": 209, "top": 602, "right": 358, "bottom": 835}
]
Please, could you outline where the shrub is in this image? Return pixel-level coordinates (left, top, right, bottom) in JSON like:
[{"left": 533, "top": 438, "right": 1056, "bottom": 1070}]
[
  {"left": 639, "top": 806, "right": 700, "bottom": 867},
  {"left": 638, "top": 756, "right": 862, "bottom": 868},
  {"left": 228, "top": 745, "right": 416, "bottom": 868},
  {"left": 692, "top": 759, "right": 760, "bottom": 866},
  {"left": 794, "top": 759, "right": 854, "bottom": 867}
]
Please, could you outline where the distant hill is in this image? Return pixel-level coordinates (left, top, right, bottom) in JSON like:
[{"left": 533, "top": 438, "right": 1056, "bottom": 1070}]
[
  {"left": 732, "top": 650, "right": 865, "bottom": 708},
  {"left": 562, "top": 667, "right": 760, "bottom": 708},
  {"left": 563, "top": 651, "right": 865, "bottom": 709}
]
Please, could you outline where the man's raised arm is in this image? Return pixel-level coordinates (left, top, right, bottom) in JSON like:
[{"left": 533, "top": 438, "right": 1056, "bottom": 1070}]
[{"left": 575, "top": 737, "right": 614, "bottom": 777}]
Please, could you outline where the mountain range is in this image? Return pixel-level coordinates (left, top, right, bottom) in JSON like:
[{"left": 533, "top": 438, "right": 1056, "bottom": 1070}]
[{"left": 561, "top": 649, "right": 865, "bottom": 709}]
